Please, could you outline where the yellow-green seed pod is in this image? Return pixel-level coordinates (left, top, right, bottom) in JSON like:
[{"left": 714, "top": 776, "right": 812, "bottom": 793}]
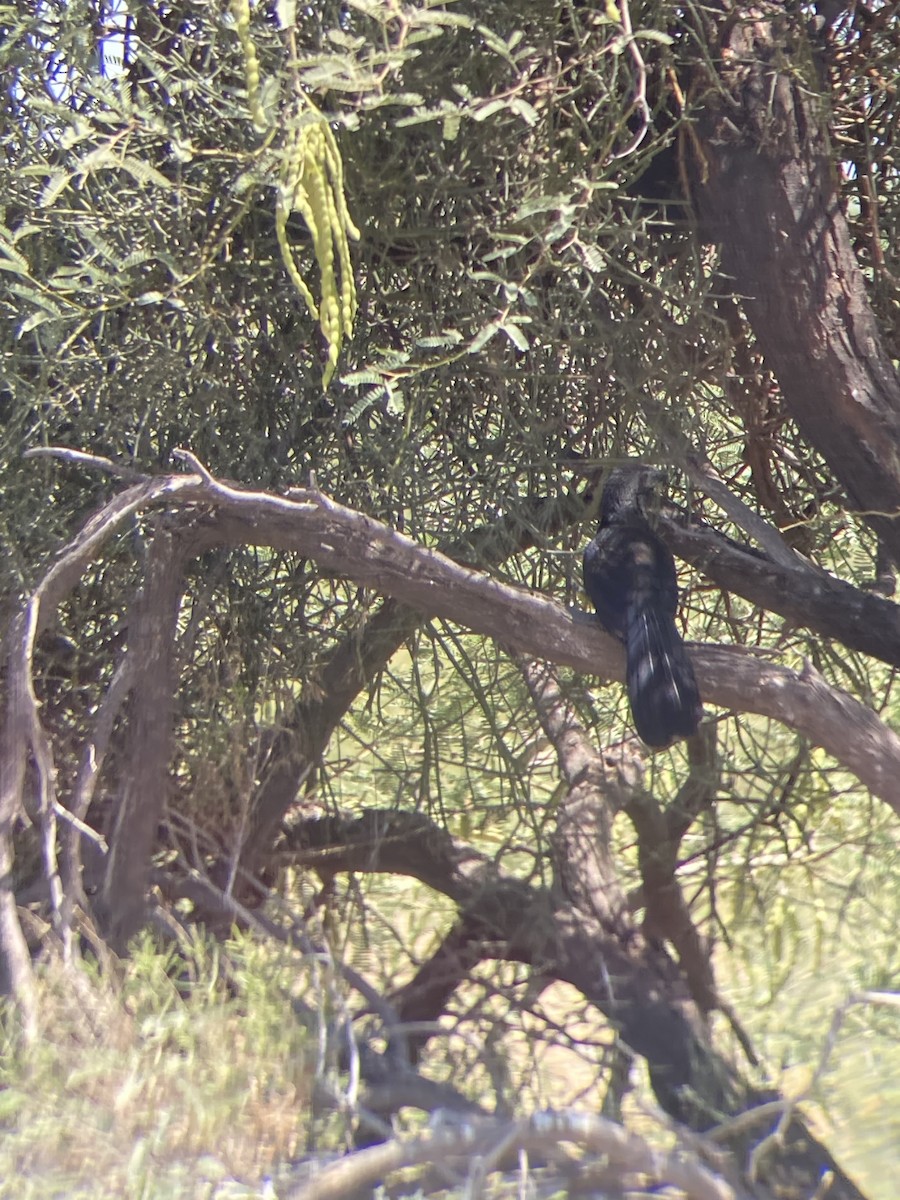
[{"left": 275, "top": 101, "right": 359, "bottom": 388}]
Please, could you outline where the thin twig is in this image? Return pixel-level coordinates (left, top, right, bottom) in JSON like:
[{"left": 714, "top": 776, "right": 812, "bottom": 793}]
[{"left": 611, "top": 0, "right": 652, "bottom": 159}]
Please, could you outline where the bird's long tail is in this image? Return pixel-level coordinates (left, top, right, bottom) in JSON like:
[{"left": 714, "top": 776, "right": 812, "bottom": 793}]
[{"left": 625, "top": 598, "right": 702, "bottom": 747}]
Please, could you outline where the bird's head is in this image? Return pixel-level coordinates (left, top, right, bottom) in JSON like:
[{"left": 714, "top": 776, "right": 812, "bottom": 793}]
[{"left": 600, "top": 464, "right": 668, "bottom": 524}]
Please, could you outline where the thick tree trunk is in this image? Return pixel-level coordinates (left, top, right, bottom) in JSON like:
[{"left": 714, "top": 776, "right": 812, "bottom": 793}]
[
  {"left": 687, "top": 4, "right": 900, "bottom": 561},
  {"left": 95, "top": 526, "right": 186, "bottom": 951}
]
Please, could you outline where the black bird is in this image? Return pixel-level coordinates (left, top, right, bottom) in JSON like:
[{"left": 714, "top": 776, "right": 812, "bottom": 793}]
[{"left": 582, "top": 466, "right": 702, "bottom": 747}]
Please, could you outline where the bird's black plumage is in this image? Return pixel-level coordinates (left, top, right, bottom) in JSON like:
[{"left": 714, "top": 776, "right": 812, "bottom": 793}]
[{"left": 582, "top": 466, "right": 702, "bottom": 747}]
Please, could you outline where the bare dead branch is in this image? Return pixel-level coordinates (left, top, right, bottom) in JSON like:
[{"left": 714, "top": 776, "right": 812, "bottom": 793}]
[
  {"left": 23, "top": 446, "right": 144, "bottom": 482},
  {"left": 285, "top": 1109, "right": 739, "bottom": 1200},
  {"left": 173, "top": 473, "right": 900, "bottom": 813}
]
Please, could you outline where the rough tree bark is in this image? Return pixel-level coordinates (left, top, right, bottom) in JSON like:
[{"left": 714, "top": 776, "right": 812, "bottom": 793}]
[
  {"left": 687, "top": 3, "right": 900, "bottom": 559},
  {"left": 93, "top": 524, "right": 189, "bottom": 951}
]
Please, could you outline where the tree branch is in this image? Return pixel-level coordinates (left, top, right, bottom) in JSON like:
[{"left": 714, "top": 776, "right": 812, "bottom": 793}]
[
  {"left": 281, "top": 806, "right": 736, "bottom": 1125},
  {"left": 624, "top": 730, "right": 721, "bottom": 1016},
  {"left": 520, "top": 658, "right": 632, "bottom": 928},
  {"left": 660, "top": 511, "right": 900, "bottom": 668},
  {"left": 180, "top": 477, "right": 900, "bottom": 813},
  {"left": 0, "top": 474, "right": 181, "bottom": 1024},
  {"left": 16, "top": 458, "right": 900, "bottom": 812}
]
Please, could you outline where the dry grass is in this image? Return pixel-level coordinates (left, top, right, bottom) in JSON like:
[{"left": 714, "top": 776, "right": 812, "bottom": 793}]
[{"left": 0, "top": 933, "right": 316, "bottom": 1199}]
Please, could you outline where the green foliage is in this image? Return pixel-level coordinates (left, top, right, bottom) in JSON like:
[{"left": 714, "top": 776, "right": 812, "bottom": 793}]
[{"left": 1, "top": 0, "right": 706, "bottom": 747}]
